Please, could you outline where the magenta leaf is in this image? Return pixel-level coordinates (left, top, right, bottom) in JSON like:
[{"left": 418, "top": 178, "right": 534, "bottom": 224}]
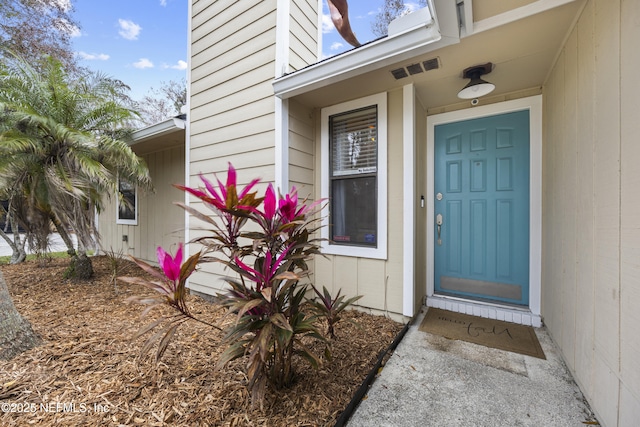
[
  {"left": 279, "top": 189, "right": 298, "bottom": 222},
  {"left": 157, "top": 244, "right": 183, "bottom": 282},
  {"left": 263, "top": 183, "right": 276, "bottom": 221},
  {"left": 226, "top": 162, "right": 237, "bottom": 188}
]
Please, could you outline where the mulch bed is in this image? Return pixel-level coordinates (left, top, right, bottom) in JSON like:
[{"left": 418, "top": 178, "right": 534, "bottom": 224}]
[{"left": 0, "top": 256, "right": 402, "bottom": 426}]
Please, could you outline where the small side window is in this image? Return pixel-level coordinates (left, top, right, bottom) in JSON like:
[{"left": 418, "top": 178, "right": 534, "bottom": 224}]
[{"left": 117, "top": 178, "right": 137, "bottom": 225}]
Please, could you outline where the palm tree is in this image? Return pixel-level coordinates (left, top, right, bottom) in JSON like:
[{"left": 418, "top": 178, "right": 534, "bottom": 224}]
[{"left": 0, "top": 54, "right": 152, "bottom": 278}]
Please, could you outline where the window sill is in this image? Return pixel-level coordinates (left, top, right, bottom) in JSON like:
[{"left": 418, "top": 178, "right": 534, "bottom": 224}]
[{"left": 321, "top": 243, "right": 387, "bottom": 260}]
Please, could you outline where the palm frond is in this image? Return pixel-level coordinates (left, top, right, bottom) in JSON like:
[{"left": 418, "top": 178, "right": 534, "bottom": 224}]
[{"left": 0, "top": 53, "right": 151, "bottom": 254}]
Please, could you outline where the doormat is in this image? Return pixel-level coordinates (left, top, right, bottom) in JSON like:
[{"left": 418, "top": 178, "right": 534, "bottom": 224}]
[{"left": 419, "top": 308, "right": 546, "bottom": 359}]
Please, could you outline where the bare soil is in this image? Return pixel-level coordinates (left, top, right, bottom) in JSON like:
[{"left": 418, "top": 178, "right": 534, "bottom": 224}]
[{"left": 0, "top": 256, "right": 402, "bottom": 426}]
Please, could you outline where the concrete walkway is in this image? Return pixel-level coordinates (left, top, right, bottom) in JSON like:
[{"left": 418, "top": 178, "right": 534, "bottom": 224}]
[{"left": 347, "top": 308, "right": 597, "bottom": 427}]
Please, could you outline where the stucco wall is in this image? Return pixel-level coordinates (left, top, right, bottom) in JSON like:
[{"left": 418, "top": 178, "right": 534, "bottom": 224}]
[
  {"left": 541, "top": 0, "right": 640, "bottom": 425},
  {"left": 99, "top": 145, "right": 185, "bottom": 264}
]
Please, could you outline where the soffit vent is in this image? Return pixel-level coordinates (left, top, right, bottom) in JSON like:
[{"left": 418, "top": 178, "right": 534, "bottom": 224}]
[
  {"left": 391, "top": 68, "right": 409, "bottom": 79},
  {"left": 406, "top": 63, "right": 423, "bottom": 75},
  {"left": 390, "top": 57, "right": 440, "bottom": 80},
  {"left": 423, "top": 57, "right": 440, "bottom": 71}
]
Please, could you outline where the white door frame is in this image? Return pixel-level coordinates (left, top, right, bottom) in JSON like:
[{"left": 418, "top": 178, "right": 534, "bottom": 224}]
[{"left": 426, "top": 95, "right": 542, "bottom": 327}]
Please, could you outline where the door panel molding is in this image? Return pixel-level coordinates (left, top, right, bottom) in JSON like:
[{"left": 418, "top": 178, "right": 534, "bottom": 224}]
[{"left": 426, "top": 95, "right": 542, "bottom": 320}]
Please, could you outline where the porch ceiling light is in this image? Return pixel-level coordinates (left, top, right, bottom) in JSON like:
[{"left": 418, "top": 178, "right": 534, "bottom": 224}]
[{"left": 457, "top": 63, "right": 495, "bottom": 99}]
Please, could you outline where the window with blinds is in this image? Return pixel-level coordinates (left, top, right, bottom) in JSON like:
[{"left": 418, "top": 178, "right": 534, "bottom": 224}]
[
  {"left": 329, "top": 105, "right": 378, "bottom": 247},
  {"left": 330, "top": 106, "right": 378, "bottom": 177}
]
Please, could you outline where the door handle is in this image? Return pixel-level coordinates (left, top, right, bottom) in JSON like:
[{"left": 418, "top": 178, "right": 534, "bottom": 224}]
[{"left": 436, "top": 214, "right": 443, "bottom": 246}]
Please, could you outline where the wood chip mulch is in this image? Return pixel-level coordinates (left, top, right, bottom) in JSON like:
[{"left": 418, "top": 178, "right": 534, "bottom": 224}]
[{"left": 0, "top": 256, "right": 403, "bottom": 426}]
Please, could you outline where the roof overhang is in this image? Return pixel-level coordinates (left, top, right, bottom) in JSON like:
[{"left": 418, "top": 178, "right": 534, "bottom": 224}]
[
  {"left": 273, "top": 0, "right": 586, "bottom": 111},
  {"left": 273, "top": 0, "right": 461, "bottom": 100},
  {"left": 129, "top": 116, "right": 186, "bottom": 155}
]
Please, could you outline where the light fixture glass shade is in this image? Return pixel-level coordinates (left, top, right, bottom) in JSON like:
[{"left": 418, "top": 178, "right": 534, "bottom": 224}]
[{"left": 457, "top": 76, "right": 495, "bottom": 99}]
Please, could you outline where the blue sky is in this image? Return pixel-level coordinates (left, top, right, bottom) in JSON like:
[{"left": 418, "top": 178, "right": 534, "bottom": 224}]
[
  {"left": 71, "top": 0, "right": 188, "bottom": 100},
  {"left": 320, "top": 1, "right": 426, "bottom": 58},
  {"left": 321, "top": 1, "right": 381, "bottom": 58},
  {"left": 69, "top": 1, "right": 424, "bottom": 100}
]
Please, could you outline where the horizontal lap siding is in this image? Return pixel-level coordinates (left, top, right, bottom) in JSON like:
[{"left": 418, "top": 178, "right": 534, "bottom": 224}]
[
  {"left": 288, "top": 0, "right": 317, "bottom": 190},
  {"left": 189, "top": 0, "right": 278, "bottom": 295},
  {"left": 289, "top": 0, "right": 318, "bottom": 71},
  {"left": 191, "top": 97, "right": 275, "bottom": 139}
]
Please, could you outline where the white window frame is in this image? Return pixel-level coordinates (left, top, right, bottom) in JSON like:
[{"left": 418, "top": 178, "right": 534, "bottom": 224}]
[
  {"left": 116, "top": 177, "right": 138, "bottom": 225},
  {"left": 320, "top": 92, "right": 387, "bottom": 259}
]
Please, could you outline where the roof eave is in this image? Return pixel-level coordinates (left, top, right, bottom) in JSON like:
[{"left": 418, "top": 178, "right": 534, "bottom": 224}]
[
  {"left": 273, "top": 0, "right": 460, "bottom": 99},
  {"left": 129, "top": 116, "right": 186, "bottom": 146}
]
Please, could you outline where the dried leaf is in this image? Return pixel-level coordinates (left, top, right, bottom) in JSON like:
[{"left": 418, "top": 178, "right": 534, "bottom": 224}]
[
  {"left": 156, "top": 324, "right": 180, "bottom": 362},
  {"left": 261, "top": 287, "right": 272, "bottom": 303},
  {"left": 275, "top": 271, "right": 299, "bottom": 281},
  {"left": 0, "top": 256, "right": 404, "bottom": 427}
]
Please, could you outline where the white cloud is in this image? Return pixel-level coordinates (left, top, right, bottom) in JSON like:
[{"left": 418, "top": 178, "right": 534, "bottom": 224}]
[
  {"left": 69, "top": 25, "right": 82, "bottom": 38},
  {"left": 118, "top": 19, "right": 142, "bottom": 40},
  {"left": 163, "top": 59, "right": 187, "bottom": 70},
  {"left": 67, "top": 23, "right": 82, "bottom": 38},
  {"left": 52, "top": 0, "right": 72, "bottom": 12},
  {"left": 77, "top": 51, "right": 110, "bottom": 61},
  {"left": 133, "top": 58, "right": 154, "bottom": 69},
  {"left": 330, "top": 42, "right": 344, "bottom": 51},
  {"left": 160, "top": 0, "right": 167, "bottom": 5},
  {"left": 321, "top": 13, "right": 335, "bottom": 34},
  {"left": 404, "top": 2, "right": 425, "bottom": 14},
  {"left": 57, "top": 18, "right": 81, "bottom": 37}
]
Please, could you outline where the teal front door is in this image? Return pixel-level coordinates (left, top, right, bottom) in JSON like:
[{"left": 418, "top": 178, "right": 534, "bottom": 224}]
[{"left": 434, "top": 110, "right": 530, "bottom": 306}]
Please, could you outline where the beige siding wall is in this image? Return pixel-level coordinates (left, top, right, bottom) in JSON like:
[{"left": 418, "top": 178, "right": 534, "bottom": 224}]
[
  {"left": 473, "top": 0, "right": 537, "bottom": 21},
  {"left": 414, "top": 97, "right": 427, "bottom": 313},
  {"left": 190, "top": 0, "right": 277, "bottom": 172},
  {"left": 313, "top": 89, "right": 406, "bottom": 320},
  {"left": 289, "top": 0, "right": 318, "bottom": 71},
  {"left": 188, "top": 0, "right": 319, "bottom": 295},
  {"left": 541, "top": 0, "right": 640, "bottom": 425},
  {"left": 190, "top": 0, "right": 278, "bottom": 295},
  {"left": 99, "top": 146, "right": 185, "bottom": 264},
  {"left": 288, "top": 99, "right": 315, "bottom": 197}
]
